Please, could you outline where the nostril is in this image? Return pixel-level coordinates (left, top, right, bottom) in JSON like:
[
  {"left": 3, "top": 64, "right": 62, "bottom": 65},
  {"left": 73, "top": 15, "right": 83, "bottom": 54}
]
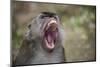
[{"left": 48, "top": 20, "right": 57, "bottom": 26}]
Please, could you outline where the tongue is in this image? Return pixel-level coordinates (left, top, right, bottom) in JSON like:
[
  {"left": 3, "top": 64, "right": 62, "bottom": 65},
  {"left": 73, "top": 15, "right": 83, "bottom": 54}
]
[{"left": 47, "top": 34, "right": 52, "bottom": 43}]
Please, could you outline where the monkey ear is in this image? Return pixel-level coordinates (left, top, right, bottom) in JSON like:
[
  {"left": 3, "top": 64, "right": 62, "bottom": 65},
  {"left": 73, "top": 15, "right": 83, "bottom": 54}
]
[{"left": 28, "top": 24, "right": 31, "bottom": 29}]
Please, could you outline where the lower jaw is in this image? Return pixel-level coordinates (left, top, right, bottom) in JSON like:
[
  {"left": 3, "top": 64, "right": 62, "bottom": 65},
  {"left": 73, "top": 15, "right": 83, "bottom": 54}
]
[
  {"left": 45, "top": 38, "right": 55, "bottom": 49},
  {"left": 42, "top": 38, "right": 55, "bottom": 52}
]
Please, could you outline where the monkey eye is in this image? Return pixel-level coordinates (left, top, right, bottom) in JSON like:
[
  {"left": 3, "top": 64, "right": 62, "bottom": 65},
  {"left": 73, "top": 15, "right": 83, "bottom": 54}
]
[
  {"left": 40, "top": 16, "right": 57, "bottom": 19},
  {"left": 54, "top": 16, "right": 57, "bottom": 20},
  {"left": 40, "top": 15, "right": 47, "bottom": 19}
]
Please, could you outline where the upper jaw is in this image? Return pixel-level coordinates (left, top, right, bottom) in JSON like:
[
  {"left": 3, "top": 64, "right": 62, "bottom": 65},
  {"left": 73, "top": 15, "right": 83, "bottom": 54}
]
[{"left": 45, "top": 19, "right": 58, "bottom": 32}]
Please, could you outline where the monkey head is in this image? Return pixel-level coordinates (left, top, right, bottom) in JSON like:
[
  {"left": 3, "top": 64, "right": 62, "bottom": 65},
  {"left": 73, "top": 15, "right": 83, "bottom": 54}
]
[{"left": 27, "top": 12, "right": 61, "bottom": 52}]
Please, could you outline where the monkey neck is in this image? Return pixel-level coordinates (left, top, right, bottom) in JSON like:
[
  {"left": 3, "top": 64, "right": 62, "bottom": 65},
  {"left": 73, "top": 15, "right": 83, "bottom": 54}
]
[{"left": 27, "top": 37, "right": 65, "bottom": 64}]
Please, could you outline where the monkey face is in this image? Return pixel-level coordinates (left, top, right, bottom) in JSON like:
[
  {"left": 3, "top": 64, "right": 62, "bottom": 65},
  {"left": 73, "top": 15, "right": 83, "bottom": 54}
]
[
  {"left": 28, "top": 12, "right": 61, "bottom": 52},
  {"left": 43, "top": 19, "right": 59, "bottom": 51},
  {"left": 38, "top": 12, "right": 60, "bottom": 52}
]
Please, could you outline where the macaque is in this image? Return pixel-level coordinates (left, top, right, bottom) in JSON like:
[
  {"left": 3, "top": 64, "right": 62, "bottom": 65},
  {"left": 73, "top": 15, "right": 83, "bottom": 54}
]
[{"left": 13, "top": 12, "right": 65, "bottom": 66}]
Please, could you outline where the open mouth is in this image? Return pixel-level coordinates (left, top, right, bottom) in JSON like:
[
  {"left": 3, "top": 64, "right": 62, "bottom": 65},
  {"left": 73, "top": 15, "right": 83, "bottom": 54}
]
[{"left": 43, "top": 20, "right": 58, "bottom": 50}]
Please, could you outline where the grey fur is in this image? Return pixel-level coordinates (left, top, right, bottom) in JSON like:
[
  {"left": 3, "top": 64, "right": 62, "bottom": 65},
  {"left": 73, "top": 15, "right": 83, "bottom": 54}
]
[{"left": 14, "top": 12, "right": 65, "bottom": 66}]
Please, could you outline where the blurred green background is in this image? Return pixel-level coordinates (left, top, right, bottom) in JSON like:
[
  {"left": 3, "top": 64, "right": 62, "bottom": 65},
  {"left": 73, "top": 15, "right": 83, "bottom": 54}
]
[{"left": 12, "top": 1, "right": 96, "bottom": 62}]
